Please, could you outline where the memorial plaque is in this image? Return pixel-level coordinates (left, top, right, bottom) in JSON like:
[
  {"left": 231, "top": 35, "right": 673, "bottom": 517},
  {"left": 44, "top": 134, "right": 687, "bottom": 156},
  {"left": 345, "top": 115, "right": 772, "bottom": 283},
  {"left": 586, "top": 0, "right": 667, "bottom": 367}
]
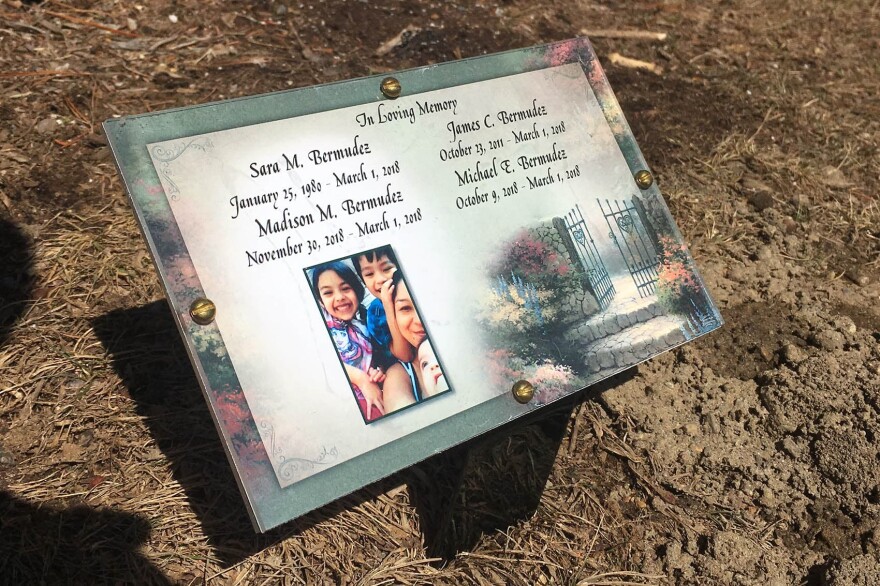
[{"left": 104, "top": 38, "right": 722, "bottom": 532}]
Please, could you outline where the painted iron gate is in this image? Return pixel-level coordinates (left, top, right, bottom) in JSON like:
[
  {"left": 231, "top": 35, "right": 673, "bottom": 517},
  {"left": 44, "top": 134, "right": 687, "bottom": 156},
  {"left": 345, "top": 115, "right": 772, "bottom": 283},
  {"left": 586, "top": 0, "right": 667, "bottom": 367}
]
[
  {"left": 563, "top": 205, "right": 616, "bottom": 310},
  {"left": 598, "top": 198, "right": 660, "bottom": 298}
]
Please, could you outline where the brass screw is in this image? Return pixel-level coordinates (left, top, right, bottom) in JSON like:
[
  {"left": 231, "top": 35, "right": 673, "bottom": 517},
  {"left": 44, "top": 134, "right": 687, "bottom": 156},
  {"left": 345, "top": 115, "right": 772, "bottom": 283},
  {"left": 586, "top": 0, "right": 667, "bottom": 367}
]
[
  {"left": 380, "top": 77, "right": 402, "bottom": 99},
  {"left": 190, "top": 298, "right": 216, "bottom": 325},
  {"left": 634, "top": 169, "right": 654, "bottom": 190},
  {"left": 511, "top": 379, "right": 535, "bottom": 404}
]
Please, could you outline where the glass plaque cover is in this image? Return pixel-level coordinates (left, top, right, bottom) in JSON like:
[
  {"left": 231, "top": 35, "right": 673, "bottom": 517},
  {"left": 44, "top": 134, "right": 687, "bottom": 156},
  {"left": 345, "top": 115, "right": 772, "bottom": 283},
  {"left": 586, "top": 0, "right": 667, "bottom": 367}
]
[{"left": 104, "top": 38, "right": 722, "bottom": 532}]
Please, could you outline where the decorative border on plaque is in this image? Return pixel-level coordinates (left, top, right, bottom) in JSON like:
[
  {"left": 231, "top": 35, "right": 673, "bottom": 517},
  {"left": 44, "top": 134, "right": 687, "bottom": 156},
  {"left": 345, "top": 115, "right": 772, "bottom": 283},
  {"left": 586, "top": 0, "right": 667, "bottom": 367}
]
[
  {"left": 260, "top": 420, "right": 338, "bottom": 483},
  {"left": 150, "top": 138, "right": 214, "bottom": 200}
]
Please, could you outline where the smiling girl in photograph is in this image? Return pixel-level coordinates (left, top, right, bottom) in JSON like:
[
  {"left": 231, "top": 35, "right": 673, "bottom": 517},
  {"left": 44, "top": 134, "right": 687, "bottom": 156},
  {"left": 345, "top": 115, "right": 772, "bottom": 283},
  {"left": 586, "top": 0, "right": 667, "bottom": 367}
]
[{"left": 309, "top": 261, "right": 415, "bottom": 422}]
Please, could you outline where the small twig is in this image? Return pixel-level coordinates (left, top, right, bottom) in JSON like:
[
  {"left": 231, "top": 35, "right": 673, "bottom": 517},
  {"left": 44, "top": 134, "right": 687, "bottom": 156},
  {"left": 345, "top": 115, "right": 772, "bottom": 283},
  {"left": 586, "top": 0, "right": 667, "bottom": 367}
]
[
  {"left": 578, "top": 570, "right": 664, "bottom": 586},
  {"left": 581, "top": 29, "right": 667, "bottom": 41},
  {"left": 43, "top": 9, "right": 139, "bottom": 38},
  {"left": 45, "top": 0, "right": 109, "bottom": 17},
  {"left": 0, "top": 69, "right": 91, "bottom": 80},
  {"left": 778, "top": 252, "right": 814, "bottom": 262},
  {"left": 54, "top": 135, "right": 86, "bottom": 148},
  {"left": 747, "top": 107, "right": 777, "bottom": 143},
  {"left": 567, "top": 403, "right": 583, "bottom": 455},
  {"left": 64, "top": 96, "right": 90, "bottom": 127},
  {"left": 607, "top": 52, "right": 663, "bottom": 75},
  {"left": 168, "top": 36, "right": 212, "bottom": 51},
  {"left": 211, "top": 57, "right": 270, "bottom": 68}
]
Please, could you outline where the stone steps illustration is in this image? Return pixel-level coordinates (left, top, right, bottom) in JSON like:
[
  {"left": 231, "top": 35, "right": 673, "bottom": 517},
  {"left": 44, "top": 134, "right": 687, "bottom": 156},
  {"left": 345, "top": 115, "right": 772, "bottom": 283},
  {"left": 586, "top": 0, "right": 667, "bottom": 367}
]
[
  {"left": 561, "top": 275, "right": 688, "bottom": 376},
  {"left": 581, "top": 314, "right": 686, "bottom": 374},
  {"left": 563, "top": 295, "right": 665, "bottom": 346}
]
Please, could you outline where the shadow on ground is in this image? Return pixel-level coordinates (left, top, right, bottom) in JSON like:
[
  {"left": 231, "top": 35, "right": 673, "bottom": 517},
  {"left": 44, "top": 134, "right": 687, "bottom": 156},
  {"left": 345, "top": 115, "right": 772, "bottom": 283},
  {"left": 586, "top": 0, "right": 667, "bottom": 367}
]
[
  {"left": 0, "top": 219, "right": 170, "bottom": 583},
  {"left": 408, "top": 402, "right": 576, "bottom": 560},
  {"left": 410, "top": 369, "right": 635, "bottom": 561},
  {"left": 0, "top": 217, "right": 35, "bottom": 347},
  {"left": 93, "top": 300, "right": 632, "bottom": 565},
  {"left": 0, "top": 491, "right": 172, "bottom": 585}
]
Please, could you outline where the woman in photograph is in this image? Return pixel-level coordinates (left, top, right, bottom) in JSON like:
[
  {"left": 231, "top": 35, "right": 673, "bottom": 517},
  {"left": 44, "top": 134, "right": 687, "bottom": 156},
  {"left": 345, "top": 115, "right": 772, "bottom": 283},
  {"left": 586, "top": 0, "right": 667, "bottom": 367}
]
[
  {"left": 389, "top": 270, "right": 427, "bottom": 352},
  {"left": 389, "top": 270, "right": 452, "bottom": 399},
  {"left": 310, "top": 261, "right": 415, "bottom": 421}
]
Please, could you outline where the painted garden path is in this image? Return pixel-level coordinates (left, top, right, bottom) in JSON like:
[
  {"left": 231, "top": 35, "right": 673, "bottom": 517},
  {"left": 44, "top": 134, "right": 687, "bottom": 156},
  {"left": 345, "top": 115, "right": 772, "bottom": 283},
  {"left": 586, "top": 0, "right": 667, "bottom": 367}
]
[{"left": 564, "top": 276, "right": 687, "bottom": 376}]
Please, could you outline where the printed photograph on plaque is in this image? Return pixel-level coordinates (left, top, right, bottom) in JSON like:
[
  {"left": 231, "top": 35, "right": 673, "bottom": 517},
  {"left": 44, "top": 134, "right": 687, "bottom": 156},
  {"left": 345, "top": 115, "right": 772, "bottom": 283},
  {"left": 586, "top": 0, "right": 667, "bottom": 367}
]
[
  {"left": 304, "top": 246, "right": 452, "bottom": 423},
  {"left": 104, "top": 37, "right": 722, "bottom": 531}
]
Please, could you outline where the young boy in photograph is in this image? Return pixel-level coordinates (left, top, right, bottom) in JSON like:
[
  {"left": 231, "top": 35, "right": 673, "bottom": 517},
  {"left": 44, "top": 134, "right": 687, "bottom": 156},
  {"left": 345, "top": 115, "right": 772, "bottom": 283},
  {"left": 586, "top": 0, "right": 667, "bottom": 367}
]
[{"left": 350, "top": 246, "right": 416, "bottom": 366}]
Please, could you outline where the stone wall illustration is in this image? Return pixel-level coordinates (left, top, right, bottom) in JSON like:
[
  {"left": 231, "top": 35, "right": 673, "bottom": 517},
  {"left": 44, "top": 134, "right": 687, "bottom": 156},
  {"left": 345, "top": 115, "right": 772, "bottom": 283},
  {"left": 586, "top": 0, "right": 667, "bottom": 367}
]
[{"left": 527, "top": 218, "right": 601, "bottom": 324}]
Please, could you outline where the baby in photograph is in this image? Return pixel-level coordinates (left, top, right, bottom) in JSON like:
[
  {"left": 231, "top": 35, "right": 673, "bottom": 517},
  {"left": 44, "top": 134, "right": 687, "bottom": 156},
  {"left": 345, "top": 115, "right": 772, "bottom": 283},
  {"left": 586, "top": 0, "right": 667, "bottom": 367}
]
[{"left": 415, "top": 338, "right": 449, "bottom": 398}]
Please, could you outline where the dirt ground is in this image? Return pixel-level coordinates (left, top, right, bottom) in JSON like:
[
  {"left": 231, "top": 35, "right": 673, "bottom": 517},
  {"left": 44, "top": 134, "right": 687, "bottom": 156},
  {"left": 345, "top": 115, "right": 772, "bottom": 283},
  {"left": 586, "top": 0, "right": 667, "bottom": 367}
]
[{"left": 1, "top": 0, "right": 879, "bottom": 584}]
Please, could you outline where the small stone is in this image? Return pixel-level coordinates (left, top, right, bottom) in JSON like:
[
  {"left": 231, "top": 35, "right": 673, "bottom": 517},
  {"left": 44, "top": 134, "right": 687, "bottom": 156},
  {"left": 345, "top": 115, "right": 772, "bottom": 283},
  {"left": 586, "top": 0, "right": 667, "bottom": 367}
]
[
  {"left": 832, "top": 316, "right": 857, "bottom": 334},
  {"left": 759, "top": 487, "right": 778, "bottom": 508},
  {"left": 780, "top": 343, "right": 807, "bottom": 365},
  {"left": 603, "top": 315, "right": 621, "bottom": 334},
  {"left": 663, "top": 540, "right": 683, "bottom": 565},
  {"left": 168, "top": 14, "right": 179, "bottom": 23},
  {"left": 586, "top": 353, "right": 601, "bottom": 373},
  {"left": 825, "top": 354, "right": 840, "bottom": 371},
  {"left": 77, "top": 429, "right": 95, "bottom": 447},
  {"left": 64, "top": 377, "right": 86, "bottom": 391},
  {"left": 581, "top": 327, "right": 595, "bottom": 343},
  {"left": 126, "top": 17, "right": 137, "bottom": 31},
  {"left": 35, "top": 117, "right": 57, "bottom": 134},
  {"left": 845, "top": 269, "right": 870, "bottom": 287},
  {"left": 0, "top": 444, "right": 14, "bottom": 466},
  {"left": 781, "top": 437, "right": 801, "bottom": 458},
  {"left": 809, "top": 329, "right": 845, "bottom": 351},
  {"left": 741, "top": 176, "right": 775, "bottom": 211},
  {"left": 748, "top": 191, "right": 775, "bottom": 211},
  {"left": 633, "top": 339, "right": 652, "bottom": 359},
  {"left": 615, "top": 350, "right": 637, "bottom": 368},
  {"left": 705, "top": 413, "right": 721, "bottom": 433},
  {"left": 820, "top": 165, "right": 851, "bottom": 188},
  {"left": 598, "top": 349, "right": 615, "bottom": 369},
  {"left": 782, "top": 217, "right": 799, "bottom": 234},
  {"left": 683, "top": 423, "right": 700, "bottom": 436},
  {"left": 664, "top": 329, "right": 686, "bottom": 346},
  {"left": 756, "top": 245, "right": 774, "bottom": 261}
]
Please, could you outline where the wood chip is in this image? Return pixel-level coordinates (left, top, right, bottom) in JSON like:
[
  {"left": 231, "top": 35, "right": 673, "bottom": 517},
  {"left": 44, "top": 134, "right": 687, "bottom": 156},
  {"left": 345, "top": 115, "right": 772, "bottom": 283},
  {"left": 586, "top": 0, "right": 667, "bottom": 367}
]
[
  {"left": 375, "top": 25, "right": 421, "bottom": 56},
  {"left": 581, "top": 29, "right": 668, "bottom": 41},
  {"left": 0, "top": 189, "right": 12, "bottom": 210},
  {"left": 607, "top": 52, "right": 664, "bottom": 75}
]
